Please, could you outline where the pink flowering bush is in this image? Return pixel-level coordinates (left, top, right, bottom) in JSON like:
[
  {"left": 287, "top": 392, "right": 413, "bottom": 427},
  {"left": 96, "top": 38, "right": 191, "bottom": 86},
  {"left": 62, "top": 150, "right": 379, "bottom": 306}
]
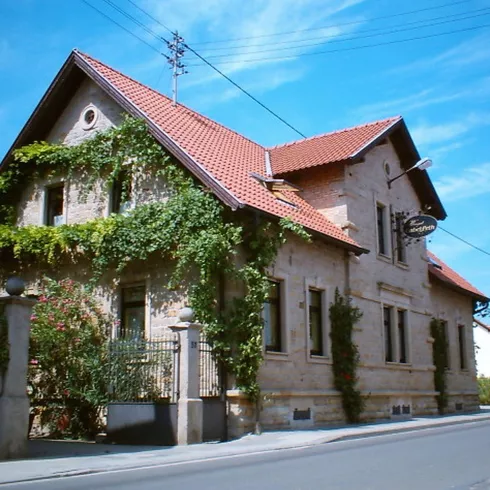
[{"left": 28, "top": 278, "right": 112, "bottom": 438}]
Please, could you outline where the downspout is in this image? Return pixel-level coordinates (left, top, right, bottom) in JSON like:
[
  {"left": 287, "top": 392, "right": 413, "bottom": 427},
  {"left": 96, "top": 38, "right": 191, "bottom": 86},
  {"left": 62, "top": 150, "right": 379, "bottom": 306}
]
[{"left": 344, "top": 250, "right": 351, "bottom": 298}]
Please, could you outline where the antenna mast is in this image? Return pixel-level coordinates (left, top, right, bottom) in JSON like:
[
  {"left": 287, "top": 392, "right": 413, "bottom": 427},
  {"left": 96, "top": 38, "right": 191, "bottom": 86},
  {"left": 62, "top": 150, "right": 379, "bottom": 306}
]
[{"left": 167, "top": 31, "right": 187, "bottom": 105}]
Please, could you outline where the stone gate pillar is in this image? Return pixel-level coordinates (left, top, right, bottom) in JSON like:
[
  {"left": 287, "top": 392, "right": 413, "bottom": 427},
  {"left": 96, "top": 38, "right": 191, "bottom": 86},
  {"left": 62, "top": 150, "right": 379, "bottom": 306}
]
[
  {"left": 170, "top": 307, "right": 203, "bottom": 445},
  {"left": 0, "top": 278, "right": 36, "bottom": 460}
]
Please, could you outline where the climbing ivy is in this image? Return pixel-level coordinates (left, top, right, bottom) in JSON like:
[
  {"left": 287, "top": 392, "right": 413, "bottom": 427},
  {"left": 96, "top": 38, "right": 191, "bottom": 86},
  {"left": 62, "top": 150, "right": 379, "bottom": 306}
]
[
  {"left": 329, "top": 288, "right": 364, "bottom": 423},
  {"left": 430, "top": 317, "right": 448, "bottom": 414},
  {"left": 0, "top": 116, "right": 310, "bottom": 399}
]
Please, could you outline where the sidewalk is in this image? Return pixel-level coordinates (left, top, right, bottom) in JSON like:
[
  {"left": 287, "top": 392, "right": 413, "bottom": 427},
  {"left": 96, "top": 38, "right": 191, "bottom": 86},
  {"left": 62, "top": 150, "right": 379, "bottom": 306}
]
[{"left": 1, "top": 408, "right": 490, "bottom": 485}]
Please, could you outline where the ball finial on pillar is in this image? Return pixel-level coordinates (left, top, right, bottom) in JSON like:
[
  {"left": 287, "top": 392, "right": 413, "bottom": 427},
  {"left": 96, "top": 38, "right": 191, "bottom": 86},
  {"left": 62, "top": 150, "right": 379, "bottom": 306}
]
[
  {"left": 178, "top": 307, "right": 195, "bottom": 323},
  {"left": 5, "top": 277, "right": 26, "bottom": 297}
]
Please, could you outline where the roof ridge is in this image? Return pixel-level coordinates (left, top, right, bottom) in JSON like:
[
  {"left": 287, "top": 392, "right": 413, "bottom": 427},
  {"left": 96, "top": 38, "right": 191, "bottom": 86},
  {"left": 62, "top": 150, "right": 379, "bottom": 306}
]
[
  {"left": 268, "top": 115, "right": 402, "bottom": 150},
  {"left": 74, "top": 49, "right": 266, "bottom": 153}
]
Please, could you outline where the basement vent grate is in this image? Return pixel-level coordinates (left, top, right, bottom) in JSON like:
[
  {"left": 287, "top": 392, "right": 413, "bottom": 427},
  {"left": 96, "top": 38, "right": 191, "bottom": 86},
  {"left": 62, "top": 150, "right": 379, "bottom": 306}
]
[{"left": 293, "top": 408, "right": 311, "bottom": 420}]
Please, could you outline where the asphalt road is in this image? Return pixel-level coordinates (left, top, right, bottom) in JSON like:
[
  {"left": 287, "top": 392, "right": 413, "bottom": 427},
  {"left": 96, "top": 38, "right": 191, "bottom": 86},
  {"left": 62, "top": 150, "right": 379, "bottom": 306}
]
[{"left": 5, "top": 421, "right": 490, "bottom": 490}]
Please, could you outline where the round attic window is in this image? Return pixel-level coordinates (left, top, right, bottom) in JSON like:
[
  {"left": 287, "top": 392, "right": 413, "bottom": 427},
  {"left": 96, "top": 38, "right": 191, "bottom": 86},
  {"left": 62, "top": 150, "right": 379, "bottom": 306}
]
[{"left": 81, "top": 106, "right": 99, "bottom": 130}]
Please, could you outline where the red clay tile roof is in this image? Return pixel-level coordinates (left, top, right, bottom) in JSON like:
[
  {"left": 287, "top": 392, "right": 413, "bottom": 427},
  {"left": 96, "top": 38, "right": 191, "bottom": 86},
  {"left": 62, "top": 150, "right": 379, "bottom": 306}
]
[
  {"left": 268, "top": 116, "right": 401, "bottom": 175},
  {"left": 427, "top": 250, "right": 488, "bottom": 301},
  {"left": 75, "top": 51, "right": 364, "bottom": 252}
]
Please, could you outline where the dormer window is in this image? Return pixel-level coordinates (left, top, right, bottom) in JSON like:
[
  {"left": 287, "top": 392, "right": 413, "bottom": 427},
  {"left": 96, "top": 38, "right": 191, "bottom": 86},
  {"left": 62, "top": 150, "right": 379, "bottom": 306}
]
[
  {"left": 45, "top": 184, "right": 64, "bottom": 226},
  {"left": 250, "top": 172, "right": 302, "bottom": 207}
]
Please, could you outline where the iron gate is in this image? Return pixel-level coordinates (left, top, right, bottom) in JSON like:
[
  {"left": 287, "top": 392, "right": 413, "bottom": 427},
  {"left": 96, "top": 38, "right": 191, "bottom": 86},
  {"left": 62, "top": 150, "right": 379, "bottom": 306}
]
[{"left": 199, "top": 333, "right": 226, "bottom": 441}]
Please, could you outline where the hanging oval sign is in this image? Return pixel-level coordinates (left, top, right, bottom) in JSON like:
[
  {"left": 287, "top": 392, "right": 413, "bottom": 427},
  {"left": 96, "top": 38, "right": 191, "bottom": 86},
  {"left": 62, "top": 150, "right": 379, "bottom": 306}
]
[{"left": 403, "top": 215, "right": 438, "bottom": 238}]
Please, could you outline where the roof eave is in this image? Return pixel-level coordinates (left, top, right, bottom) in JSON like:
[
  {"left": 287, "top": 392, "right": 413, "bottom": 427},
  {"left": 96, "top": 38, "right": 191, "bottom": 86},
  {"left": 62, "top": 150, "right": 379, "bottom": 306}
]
[
  {"left": 429, "top": 269, "right": 489, "bottom": 303},
  {"left": 349, "top": 118, "right": 447, "bottom": 221},
  {"left": 244, "top": 204, "right": 369, "bottom": 255}
]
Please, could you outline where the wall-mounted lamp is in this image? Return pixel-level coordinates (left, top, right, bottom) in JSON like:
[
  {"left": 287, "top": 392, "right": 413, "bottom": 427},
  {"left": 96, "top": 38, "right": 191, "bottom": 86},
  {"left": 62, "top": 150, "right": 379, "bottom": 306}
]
[{"left": 387, "top": 157, "right": 432, "bottom": 188}]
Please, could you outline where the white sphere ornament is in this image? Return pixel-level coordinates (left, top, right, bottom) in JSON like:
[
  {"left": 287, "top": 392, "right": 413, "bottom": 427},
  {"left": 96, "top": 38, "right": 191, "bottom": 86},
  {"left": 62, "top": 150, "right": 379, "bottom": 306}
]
[
  {"left": 6, "top": 276, "right": 26, "bottom": 296},
  {"left": 178, "top": 307, "right": 195, "bottom": 323}
]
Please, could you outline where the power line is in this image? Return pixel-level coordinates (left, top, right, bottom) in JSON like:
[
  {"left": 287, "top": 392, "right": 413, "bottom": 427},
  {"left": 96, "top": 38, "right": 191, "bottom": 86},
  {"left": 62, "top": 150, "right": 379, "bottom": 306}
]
[
  {"left": 124, "top": 0, "right": 174, "bottom": 35},
  {"left": 100, "top": 0, "right": 168, "bottom": 44},
  {"left": 190, "top": 0, "right": 472, "bottom": 45},
  {"left": 198, "top": 9, "right": 490, "bottom": 60},
  {"left": 183, "top": 44, "right": 307, "bottom": 138},
  {"left": 84, "top": 0, "right": 307, "bottom": 138},
  {"left": 187, "top": 23, "right": 490, "bottom": 66},
  {"left": 80, "top": 0, "right": 167, "bottom": 56},
  {"left": 438, "top": 226, "right": 490, "bottom": 257},
  {"left": 199, "top": 7, "right": 490, "bottom": 55}
]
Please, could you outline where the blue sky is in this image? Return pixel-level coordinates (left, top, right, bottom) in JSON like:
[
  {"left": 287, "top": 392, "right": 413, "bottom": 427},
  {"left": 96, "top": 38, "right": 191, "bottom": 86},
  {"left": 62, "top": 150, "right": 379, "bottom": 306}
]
[{"left": 1, "top": 0, "right": 489, "bottom": 299}]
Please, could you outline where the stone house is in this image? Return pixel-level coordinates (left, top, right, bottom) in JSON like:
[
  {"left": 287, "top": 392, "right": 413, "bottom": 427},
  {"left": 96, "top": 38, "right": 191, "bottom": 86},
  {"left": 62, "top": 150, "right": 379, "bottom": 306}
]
[
  {"left": 474, "top": 319, "right": 490, "bottom": 378},
  {"left": 1, "top": 49, "right": 488, "bottom": 438}
]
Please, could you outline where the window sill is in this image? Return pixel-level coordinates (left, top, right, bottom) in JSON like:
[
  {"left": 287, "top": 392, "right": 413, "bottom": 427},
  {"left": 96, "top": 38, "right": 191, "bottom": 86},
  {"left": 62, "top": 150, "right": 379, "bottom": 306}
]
[
  {"left": 377, "top": 253, "right": 392, "bottom": 264},
  {"left": 308, "top": 355, "right": 332, "bottom": 365},
  {"left": 395, "top": 261, "right": 409, "bottom": 270},
  {"left": 265, "top": 351, "right": 290, "bottom": 362},
  {"left": 385, "top": 362, "right": 413, "bottom": 369}
]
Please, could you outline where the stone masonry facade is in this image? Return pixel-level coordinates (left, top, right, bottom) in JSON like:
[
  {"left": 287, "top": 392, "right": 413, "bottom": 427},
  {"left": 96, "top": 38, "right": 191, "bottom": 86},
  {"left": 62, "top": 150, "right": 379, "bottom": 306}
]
[{"left": 5, "top": 77, "right": 480, "bottom": 439}]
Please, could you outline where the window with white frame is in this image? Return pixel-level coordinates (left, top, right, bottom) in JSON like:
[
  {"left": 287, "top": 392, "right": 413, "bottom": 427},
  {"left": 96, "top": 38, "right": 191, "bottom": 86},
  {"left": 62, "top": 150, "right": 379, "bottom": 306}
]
[
  {"left": 376, "top": 203, "right": 389, "bottom": 256},
  {"left": 383, "top": 306, "right": 410, "bottom": 364},
  {"left": 45, "top": 184, "right": 65, "bottom": 226},
  {"left": 308, "top": 288, "right": 324, "bottom": 356},
  {"left": 263, "top": 279, "right": 283, "bottom": 352}
]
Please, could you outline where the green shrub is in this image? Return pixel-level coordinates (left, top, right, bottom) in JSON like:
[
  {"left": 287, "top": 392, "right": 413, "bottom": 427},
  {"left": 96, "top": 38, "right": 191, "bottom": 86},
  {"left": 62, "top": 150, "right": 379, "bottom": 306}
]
[
  {"left": 28, "top": 278, "right": 112, "bottom": 439},
  {"left": 478, "top": 377, "right": 490, "bottom": 405}
]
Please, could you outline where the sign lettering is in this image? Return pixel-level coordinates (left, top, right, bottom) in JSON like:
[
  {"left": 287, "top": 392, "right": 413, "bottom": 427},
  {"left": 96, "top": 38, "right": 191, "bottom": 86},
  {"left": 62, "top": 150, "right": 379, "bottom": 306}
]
[{"left": 403, "top": 215, "right": 437, "bottom": 238}]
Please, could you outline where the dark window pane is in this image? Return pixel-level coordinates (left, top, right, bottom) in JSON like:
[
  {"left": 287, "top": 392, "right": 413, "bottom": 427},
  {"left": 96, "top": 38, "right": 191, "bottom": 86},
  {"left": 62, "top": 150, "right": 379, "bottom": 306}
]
[
  {"left": 46, "top": 185, "right": 64, "bottom": 226},
  {"left": 111, "top": 171, "right": 132, "bottom": 214},
  {"left": 398, "top": 310, "right": 407, "bottom": 363},
  {"left": 377, "top": 205, "right": 386, "bottom": 255},
  {"left": 396, "top": 216, "right": 406, "bottom": 263},
  {"left": 120, "top": 285, "right": 146, "bottom": 339},
  {"left": 458, "top": 325, "right": 466, "bottom": 370},
  {"left": 309, "top": 289, "right": 323, "bottom": 356},
  {"left": 384, "top": 306, "right": 393, "bottom": 362},
  {"left": 264, "top": 280, "right": 281, "bottom": 352}
]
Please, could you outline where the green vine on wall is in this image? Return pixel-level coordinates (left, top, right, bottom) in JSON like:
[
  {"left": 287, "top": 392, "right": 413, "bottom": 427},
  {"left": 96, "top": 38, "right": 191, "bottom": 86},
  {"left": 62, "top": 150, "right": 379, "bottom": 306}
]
[
  {"left": 329, "top": 288, "right": 364, "bottom": 423},
  {"left": 430, "top": 317, "right": 448, "bottom": 414},
  {"left": 0, "top": 116, "right": 310, "bottom": 400},
  {"left": 0, "top": 307, "right": 9, "bottom": 377}
]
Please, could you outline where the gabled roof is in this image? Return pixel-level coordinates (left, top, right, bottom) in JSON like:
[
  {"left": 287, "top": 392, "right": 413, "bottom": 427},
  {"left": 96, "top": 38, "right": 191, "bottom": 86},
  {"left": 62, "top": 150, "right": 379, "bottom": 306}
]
[
  {"left": 474, "top": 318, "right": 490, "bottom": 333},
  {"left": 427, "top": 251, "right": 488, "bottom": 302},
  {"left": 0, "top": 50, "right": 365, "bottom": 254},
  {"left": 268, "top": 116, "right": 401, "bottom": 175}
]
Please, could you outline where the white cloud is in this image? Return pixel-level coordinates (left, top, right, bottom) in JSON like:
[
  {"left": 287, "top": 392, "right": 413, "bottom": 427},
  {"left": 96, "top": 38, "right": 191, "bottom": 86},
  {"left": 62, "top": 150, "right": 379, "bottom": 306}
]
[
  {"left": 434, "top": 162, "right": 490, "bottom": 202},
  {"left": 388, "top": 33, "right": 490, "bottom": 76},
  {"left": 411, "top": 113, "right": 490, "bottom": 147},
  {"left": 140, "top": 0, "right": 366, "bottom": 94}
]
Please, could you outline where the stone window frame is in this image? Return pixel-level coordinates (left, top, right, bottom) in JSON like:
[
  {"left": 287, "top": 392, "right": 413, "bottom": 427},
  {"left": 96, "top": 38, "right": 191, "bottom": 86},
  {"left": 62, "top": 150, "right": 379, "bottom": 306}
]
[
  {"left": 375, "top": 200, "right": 391, "bottom": 260},
  {"left": 304, "top": 278, "right": 332, "bottom": 363},
  {"left": 117, "top": 278, "right": 152, "bottom": 339},
  {"left": 263, "top": 273, "right": 290, "bottom": 360},
  {"left": 392, "top": 208, "right": 408, "bottom": 266},
  {"left": 379, "top": 289, "right": 413, "bottom": 366},
  {"left": 41, "top": 180, "right": 68, "bottom": 226},
  {"left": 108, "top": 170, "right": 135, "bottom": 216}
]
